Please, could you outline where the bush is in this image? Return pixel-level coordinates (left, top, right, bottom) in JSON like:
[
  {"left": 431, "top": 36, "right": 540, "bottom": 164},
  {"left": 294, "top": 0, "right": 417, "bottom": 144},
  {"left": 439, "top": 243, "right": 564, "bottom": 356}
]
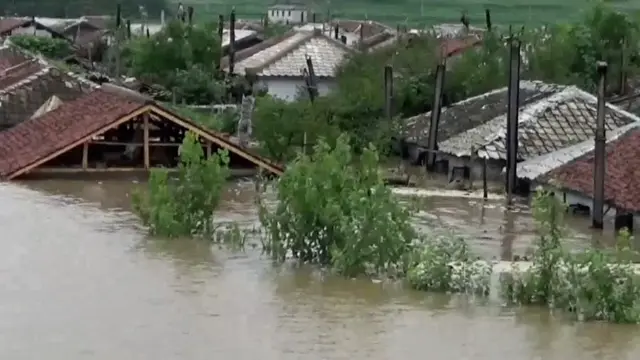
[
  {"left": 408, "top": 235, "right": 492, "bottom": 296},
  {"left": 132, "top": 131, "right": 230, "bottom": 237},
  {"left": 259, "top": 134, "right": 416, "bottom": 277},
  {"left": 500, "top": 189, "right": 640, "bottom": 323}
]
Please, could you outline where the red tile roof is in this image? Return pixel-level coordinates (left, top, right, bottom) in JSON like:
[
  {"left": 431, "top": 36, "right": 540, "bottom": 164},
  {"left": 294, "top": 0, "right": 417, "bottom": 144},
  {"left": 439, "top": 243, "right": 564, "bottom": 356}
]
[
  {"left": 0, "top": 89, "right": 144, "bottom": 178},
  {"left": 548, "top": 127, "right": 640, "bottom": 212},
  {"left": 441, "top": 37, "right": 483, "bottom": 57},
  {"left": 0, "top": 45, "right": 33, "bottom": 72},
  {"left": 0, "top": 88, "right": 285, "bottom": 178},
  {"left": 0, "top": 18, "right": 31, "bottom": 34},
  {"left": 0, "top": 59, "right": 46, "bottom": 90}
]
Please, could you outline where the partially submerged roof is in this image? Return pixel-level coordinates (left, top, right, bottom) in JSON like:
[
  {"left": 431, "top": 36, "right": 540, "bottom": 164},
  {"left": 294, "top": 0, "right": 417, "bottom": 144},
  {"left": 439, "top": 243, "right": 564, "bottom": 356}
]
[
  {"left": 403, "top": 80, "right": 564, "bottom": 148},
  {"left": 473, "top": 86, "right": 639, "bottom": 161},
  {"left": 0, "top": 65, "right": 96, "bottom": 129},
  {"left": 0, "top": 17, "right": 31, "bottom": 34},
  {"left": 228, "top": 29, "right": 355, "bottom": 78},
  {"left": 545, "top": 126, "right": 640, "bottom": 212},
  {"left": 0, "top": 89, "right": 284, "bottom": 179},
  {"left": 0, "top": 43, "right": 34, "bottom": 72},
  {"left": 517, "top": 122, "right": 640, "bottom": 181}
]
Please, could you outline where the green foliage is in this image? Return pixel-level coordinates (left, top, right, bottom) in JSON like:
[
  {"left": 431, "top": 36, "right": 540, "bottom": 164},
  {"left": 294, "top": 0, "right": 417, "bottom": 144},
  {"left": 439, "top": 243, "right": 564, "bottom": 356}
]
[
  {"left": 408, "top": 236, "right": 492, "bottom": 295},
  {"left": 10, "top": 35, "right": 73, "bottom": 59},
  {"left": 258, "top": 134, "right": 416, "bottom": 277},
  {"left": 132, "top": 131, "right": 230, "bottom": 238},
  {"left": 167, "top": 104, "right": 238, "bottom": 134},
  {"left": 122, "top": 20, "right": 225, "bottom": 104},
  {"left": 500, "top": 189, "right": 640, "bottom": 323}
]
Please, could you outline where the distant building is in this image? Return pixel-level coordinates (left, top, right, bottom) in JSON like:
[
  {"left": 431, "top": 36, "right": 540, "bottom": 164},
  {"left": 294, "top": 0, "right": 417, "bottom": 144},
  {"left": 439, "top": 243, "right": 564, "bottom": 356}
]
[{"left": 267, "top": 3, "right": 308, "bottom": 24}]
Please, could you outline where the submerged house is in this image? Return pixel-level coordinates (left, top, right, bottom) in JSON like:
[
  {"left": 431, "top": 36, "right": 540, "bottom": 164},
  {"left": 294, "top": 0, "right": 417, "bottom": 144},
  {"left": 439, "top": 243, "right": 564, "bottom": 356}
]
[
  {"left": 402, "top": 81, "right": 564, "bottom": 175},
  {"left": 0, "top": 87, "right": 283, "bottom": 180},
  {"left": 524, "top": 123, "right": 640, "bottom": 231},
  {"left": 403, "top": 81, "right": 640, "bottom": 186},
  {"left": 223, "top": 29, "right": 356, "bottom": 101}
]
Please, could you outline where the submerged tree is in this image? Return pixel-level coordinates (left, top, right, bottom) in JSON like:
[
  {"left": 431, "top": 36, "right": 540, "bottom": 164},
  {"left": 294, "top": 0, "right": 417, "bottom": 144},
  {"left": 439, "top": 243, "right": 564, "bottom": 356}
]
[
  {"left": 132, "top": 131, "right": 230, "bottom": 238},
  {"left": 259, "top": 134, "right": 416, "bottom": 277}
]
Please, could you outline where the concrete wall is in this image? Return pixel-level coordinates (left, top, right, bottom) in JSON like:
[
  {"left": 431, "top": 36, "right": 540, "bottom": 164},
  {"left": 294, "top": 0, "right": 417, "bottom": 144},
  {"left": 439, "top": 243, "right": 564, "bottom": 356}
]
[
  {"left": 260, "top": 77, "right": 336, "bottom": 101},
  {"left": 268, "top": 9, "right": 307, "bottom": 24}
]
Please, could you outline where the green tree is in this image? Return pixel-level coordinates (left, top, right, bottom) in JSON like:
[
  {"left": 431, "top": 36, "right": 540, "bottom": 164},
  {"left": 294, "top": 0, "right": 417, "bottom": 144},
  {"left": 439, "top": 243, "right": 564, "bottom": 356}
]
[
  {"left": 259, "top": 134, "right": 416, "bottom": 277},
  {"left": 122, "top": 20, "right": 224, "bottom": 104},
  {"left": 10, "top": 35, "right": 73, "bottom": 59},
  {"left": 132, "top": 131, "right": 230, "bottom": 238}
]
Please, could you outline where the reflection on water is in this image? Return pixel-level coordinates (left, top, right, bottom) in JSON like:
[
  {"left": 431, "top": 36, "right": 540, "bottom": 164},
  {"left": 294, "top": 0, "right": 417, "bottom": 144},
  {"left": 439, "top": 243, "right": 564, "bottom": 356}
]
[{"left": 0, "top": 180, "right": 636, "bottom": 359}]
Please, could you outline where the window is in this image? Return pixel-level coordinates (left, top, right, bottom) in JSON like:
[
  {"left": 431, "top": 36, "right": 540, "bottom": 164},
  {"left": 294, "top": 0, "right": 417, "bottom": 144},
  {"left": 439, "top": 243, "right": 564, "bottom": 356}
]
[
  {"left": 288, "top": 10, "right": 291, "bottom": 16},
  {"left": 271, "top": 10, "right": 275, "bottom": 16}
]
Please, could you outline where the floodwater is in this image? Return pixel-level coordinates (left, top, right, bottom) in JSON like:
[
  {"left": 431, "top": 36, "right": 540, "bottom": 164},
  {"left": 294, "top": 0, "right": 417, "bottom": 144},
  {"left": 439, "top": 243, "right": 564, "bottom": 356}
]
[{"left": 1, "top": 179, "right": 638, "bottom": 360}]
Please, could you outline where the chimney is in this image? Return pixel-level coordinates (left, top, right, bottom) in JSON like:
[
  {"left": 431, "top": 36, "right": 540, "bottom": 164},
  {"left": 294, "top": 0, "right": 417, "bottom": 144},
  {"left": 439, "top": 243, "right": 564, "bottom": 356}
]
[
  {"left": 426, "top": 60, "right": 446, "bottom": 172},
  {"left": 485, "top": 9, "right": 492, "bottom": 31},
  {"left": 187, "top": 6, "right": 194, "bottom": 25},
  {"left": 126, "top": 19, "right": 131, "bottom": 39},
  {"left": 505, "top": 36, "right": 522, "bottom": 204},
  {"left": 593, "top": 61, "right": 608, "bottom": 229},
  {"left": 334, "top": 24, "right": 339, "bottom": 39},
  {"left": 384, "top": 65, "right": 394, "bottom": 120},
  {"left": 229, "top": 8, "right": 236, "bottom": 74}
]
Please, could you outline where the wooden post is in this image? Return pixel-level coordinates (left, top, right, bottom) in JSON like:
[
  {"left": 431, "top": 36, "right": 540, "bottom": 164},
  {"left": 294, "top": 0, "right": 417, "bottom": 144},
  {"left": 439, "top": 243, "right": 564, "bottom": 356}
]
[
  {"left": 143, "top": 113, "right": 150, "bottom": 169},
  {"left": 426, "top": 61, "right": 446, "bottom": 171},
  {"left": 206, "top": 142, "right": 212, "bottom": 158},
  {"left": 505, "top": 35, "right": 522, "bottom": 205},
  {"left": 82, "top": 142, "right": 89, "bottom": 169}
]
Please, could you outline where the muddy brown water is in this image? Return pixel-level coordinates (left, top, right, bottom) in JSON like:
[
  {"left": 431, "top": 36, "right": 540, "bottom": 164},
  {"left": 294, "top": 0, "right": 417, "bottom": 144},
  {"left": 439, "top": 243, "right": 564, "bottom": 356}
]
[{"left": 1, "top": 179, "right": 638, "bottom": 359}]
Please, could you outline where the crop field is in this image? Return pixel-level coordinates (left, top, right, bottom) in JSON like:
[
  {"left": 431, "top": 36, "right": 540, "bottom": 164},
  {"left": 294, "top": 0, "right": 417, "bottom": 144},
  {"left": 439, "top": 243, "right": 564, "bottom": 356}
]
[{"left": 172, "top": 0, "right": 640, "bottom": 26}]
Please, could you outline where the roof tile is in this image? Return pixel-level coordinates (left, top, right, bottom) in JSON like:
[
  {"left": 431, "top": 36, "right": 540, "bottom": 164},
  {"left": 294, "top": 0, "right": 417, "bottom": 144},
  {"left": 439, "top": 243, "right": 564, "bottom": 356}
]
[
  {"left": 0, "top": 89, "right": 144, "bottom": 178},
  {"left": 547, "top": 127, "right": 640, "bottom": 212},
  {"left": 474, "top": 87, "right": 639, "bottom": 160},
  {"left": 233, "top": 29, "right": 354, "bottom": 78}
]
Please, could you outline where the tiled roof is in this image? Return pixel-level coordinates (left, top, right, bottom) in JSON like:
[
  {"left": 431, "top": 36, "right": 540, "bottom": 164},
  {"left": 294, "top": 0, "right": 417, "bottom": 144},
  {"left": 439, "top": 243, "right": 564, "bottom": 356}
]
[
  {"left": 332, "top": 19, "right": 393, "bottom": 39},
  {"left": 0, "top": 18, "right": 31, "bottom": 34},
  {"left": 403, "top": 80, "right": 564, "bottom": 148},
  {"left": 0, "top": 57, "right": 46, "bottom": 90},
  {"left": 0, "top": 44, "right": 33, "bottom": 72},
  {"left": 0, "top": 66, "right": 96, "bottom": 129},
  {"left": 475, "top": 86, "right": 638, "bottom": 161},
  {"left": 230, "top": 29, "right": 355, "bottom": 78},
  {"left": 0, "top": 89, "right": 144, "bottom": 178},
  {"left": 518, "top": 122, "right": 640, "bottom": 181},
  {"left": 546, "top": 127, "right": 640, "bottom": 212},
  {"left": 0, "top": 88, "right": 285, "bottom": 178}
]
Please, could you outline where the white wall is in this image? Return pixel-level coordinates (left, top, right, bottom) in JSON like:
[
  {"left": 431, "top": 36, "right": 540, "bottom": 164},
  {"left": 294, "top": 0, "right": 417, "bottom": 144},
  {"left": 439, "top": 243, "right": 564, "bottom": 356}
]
[
  {"left": 10, "top": 26, "right": 52, "bottom": 38},
  {"left": 533, "top": 184, "right": 640, "bottom": 230},
  {"left": 267, "top": 9, "right": 307, "bottom": 24},
  {"left": 259, "top": 77, "right": 336, "bottom": 101}
]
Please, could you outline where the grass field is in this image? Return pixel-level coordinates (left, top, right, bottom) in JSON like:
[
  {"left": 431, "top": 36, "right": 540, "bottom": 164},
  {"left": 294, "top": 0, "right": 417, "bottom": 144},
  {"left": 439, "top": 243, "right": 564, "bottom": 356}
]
[{"left": 173, "top": 0, "right": 640, "bottom": 27}]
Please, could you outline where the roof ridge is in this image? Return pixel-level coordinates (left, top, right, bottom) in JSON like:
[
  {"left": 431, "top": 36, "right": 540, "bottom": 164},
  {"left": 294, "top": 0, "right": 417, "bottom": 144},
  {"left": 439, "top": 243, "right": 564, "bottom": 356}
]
[
  {"left": 221, "top": 30, "right": 298, "bottom": 69},
  {"left": 244, "top": 31, "right": 316, "bottom": 75},
  {"left": 0, "top": 67, "right": 52, "bottom": 95}
]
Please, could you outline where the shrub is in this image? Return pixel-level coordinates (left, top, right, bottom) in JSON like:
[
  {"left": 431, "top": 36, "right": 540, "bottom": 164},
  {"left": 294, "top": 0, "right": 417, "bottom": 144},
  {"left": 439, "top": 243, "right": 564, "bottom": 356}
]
[
  {"left": 132, "top": 131, "right": 230, "bottom": 238},
  {"left": 259, "top": 134, "right": 416, "bottom": 277},
  {"left": 500, "top": 189, "right": 640, "bottom": 323}
]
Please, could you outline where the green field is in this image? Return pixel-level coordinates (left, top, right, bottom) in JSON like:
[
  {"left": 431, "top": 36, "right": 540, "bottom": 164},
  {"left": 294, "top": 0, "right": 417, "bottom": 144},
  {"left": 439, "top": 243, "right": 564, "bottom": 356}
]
[{"left": 173, "top": 0, "right": 640, "bottom": 26}]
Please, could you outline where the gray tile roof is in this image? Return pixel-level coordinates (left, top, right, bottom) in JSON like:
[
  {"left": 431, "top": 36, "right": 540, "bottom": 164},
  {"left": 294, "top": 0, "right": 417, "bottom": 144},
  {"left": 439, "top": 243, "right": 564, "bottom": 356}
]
[
  {"left": 473, "top": 86, "right": 639, "bottom": 161},
  {"left": 403, "top": 80, "right": 564, "bottom": 148},
  {"left": 517, "top": 122, "right": 640, "bottom": 181},
  {"left": 0, "top": 66, "right": 96, "bottom": 129},
  {"left": 231, "top": 29, "right": 355, "bottom": 78}
]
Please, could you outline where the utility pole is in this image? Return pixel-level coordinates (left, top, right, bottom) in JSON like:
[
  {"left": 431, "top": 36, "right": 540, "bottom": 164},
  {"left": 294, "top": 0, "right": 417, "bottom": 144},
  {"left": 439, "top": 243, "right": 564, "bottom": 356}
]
[
  {"left": 426, "top": 57, "right": 446, "bottom": 171},
  {"left": 593, "top": 62, "right": 608, "bottom": 229},
  {"left": 229, "top": 8, "right": 236, "bottom": 75},
  {"left": 302, "top": 55, "right": 318, "bottom": 154},
  {"left": 505, "top": 31, "right": 522, "bottom": 205},
  {"left": 218, "top": 14, "right": 224, "bottom": 72},
  {"left": 114, "top": 3, "right": 122, "bottom": 83}
]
